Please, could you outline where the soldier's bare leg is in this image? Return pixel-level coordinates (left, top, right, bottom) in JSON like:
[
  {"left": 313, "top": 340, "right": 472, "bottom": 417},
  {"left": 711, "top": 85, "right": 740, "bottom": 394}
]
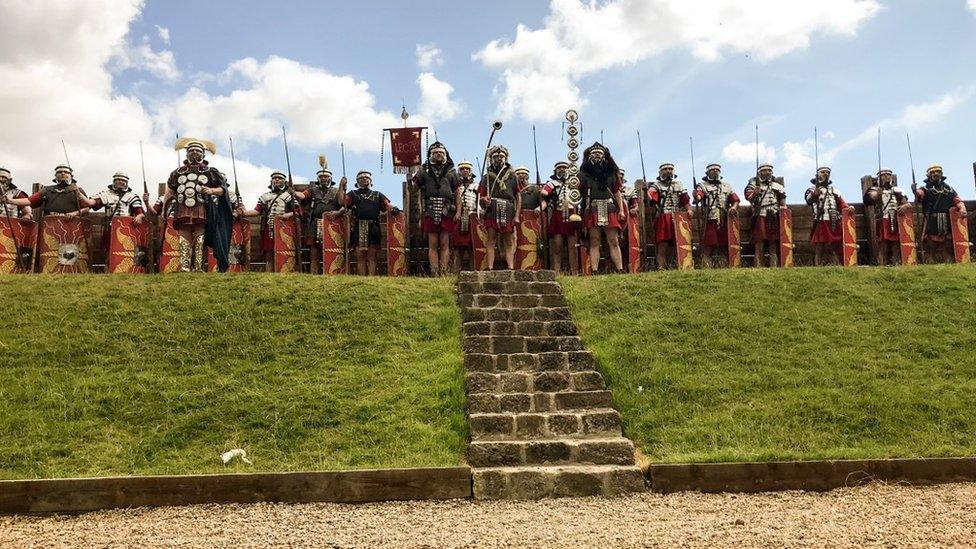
[
  {"left": 502, "top": 231, "right": 516, "bottom": 270},
  {"left": 587, "top": 228, "right": 601, "bottom": 272},
  {"left": 568, "top": 233, "right": 580, "bottom": 275},
  {"left": 310, "top": 245, "right": 322, "bottom": 274},
  {"left": 768, "top": 240, "right": 779, "bottom": 267},
  {"left": 426, "top": 233, "right": 440, "bottom": 276},
  {"left": 813, "top": 243, "right": 824, "bottom": 266},
  {"left": 368, "top": 245, "right": 379, "bottom": 275},
  {"left": 486, "top": 228, "right": 497, "bottom": 269},
  {"left": 701, "top": 245, "right": 714, "bottom": 269},
  {"left": 438, "top": 231, "right": 451, "bottom": 275},
  {"left": 656, "top": 241, "right": 670, "bottom": 270},
  {"left": 605, "top": 227, "right": 623, "bottom": 271},
  {"left": 551, "top": 234, "right": 564, "bottom": 273}
]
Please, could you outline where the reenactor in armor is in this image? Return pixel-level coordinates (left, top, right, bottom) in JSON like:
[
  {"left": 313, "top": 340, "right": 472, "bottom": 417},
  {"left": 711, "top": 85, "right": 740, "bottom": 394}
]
[
  {"left": 452, "top": 160, "right": 479, "bottom": 271},
  {"left": 541, "top": 161, "right": 581, "bottom": 275},
  {"left": 619, "top": 169, "right": 639, "bottom": 216},
  {"left": 647, "top": 162, "right": 691, "bottom": 269},
  {"left": 163, "top": 138, "right": 233, "bottom": 272},
  {"left": 412, "top": 141, "right": 457, "bottom": 276},
  {"left": 864, "top": 168, "right": 910, "bottom": 265},
  {"left": 694, "top": 163, "right": 739, "bottom": 268},
  {"left": 580, "top": 142, "right": 625, "bottom": 272},
  {"left": 517, "top": 166, "right": 542, "bottom": 211},
  {"left": 295, "top": 166, "right": 346, "bottom": 274},
  {"left": 346, "top": 170, "right": 396, "bottom": 275},
  {"left": 744, "top": 163, "right": 787, "bottom": 267},
  {"left": 479, "top": 145, "right": 521, "bottom": 270},
  {"left": 0, "top": 167, "right": 33, "bottom": 221},
  {"left": 5, "top": 165, "right": 89, "bottom": 218},
  {"left": 242, "top": 171, "right": 298, "bottom": 272},
  {"left": 914, "top": 164, "right": 966, "bottom": 263},
  {"left": 805, "top": 167, "right": 853, "bottom": 266},
  {"left": 80, "top": 171, "right": 146, "bottom": 224}
]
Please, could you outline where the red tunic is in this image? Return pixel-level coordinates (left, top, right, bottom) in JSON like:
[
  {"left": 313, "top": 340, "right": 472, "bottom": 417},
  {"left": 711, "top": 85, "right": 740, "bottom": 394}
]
[
  {"left": 649, "top": 192, "right": 690, "bottom": 243},
  {"left": 809, "top": 196, "right": 849, "bottom": 244},
  {"left": 701, "top": 220, "right": 727, "bottom": 247}
]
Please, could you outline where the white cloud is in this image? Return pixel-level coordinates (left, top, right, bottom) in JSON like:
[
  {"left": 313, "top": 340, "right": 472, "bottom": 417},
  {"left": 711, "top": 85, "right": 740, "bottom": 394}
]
[
  {"left": 721, "top": 140, "right": 776, "bottom": 165},
  {"left": 155, "top": 25, "right": 170, "bottom": 45},
  {"left": 417, "top": 72, "right": 463, "bottom": 123},
  {"left": 0, "top": 0, "right": 424, "bottom": 205},
  {"left": 830, "top": 87, "right": 976, "bottom": 158},
  {"left": 476, "top": 0, "right": 881, "bottom": 121},
  {"left": 114, "top": 36, "right": 181, "bottom": 80},
  {"left": 415, "top": 43, "right": 443, "bottom": 70},
  {"left": 969, "top": 0, "right": 976, "bottom": 12}
]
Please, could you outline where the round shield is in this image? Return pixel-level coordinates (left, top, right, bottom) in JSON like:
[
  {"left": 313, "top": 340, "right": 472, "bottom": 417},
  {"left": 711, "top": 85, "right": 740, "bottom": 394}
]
[
  {"left": 565, "top": 110, "right": 578, "bottom": 123},
  {"left": 568, "top": 151, "right": 579, "bottom": 163},
  {"left": 567, "top": 125, "right": 579, "bottom": 137},
  {"left": 198, "top": 175, "right": 209, "bottom": 184},
  {"left": 177, "top": 175, "right": 187, "bottom": 184},
  {"left": 187, "top": 173, "right": 198, "bottom": 181},
  {"left": 184, "top": 197, "right": 197, "bottom": 207}
]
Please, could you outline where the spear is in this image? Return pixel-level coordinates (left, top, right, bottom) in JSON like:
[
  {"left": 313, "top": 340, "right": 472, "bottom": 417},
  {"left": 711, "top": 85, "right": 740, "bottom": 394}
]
[
  {"left": 690, "top": 136, "right": 702, "bottom": 238},
  {"left": 229, "top": 137, "right": 240, "bottom": 207},
  {"left": 139, "top": 140, "right": 149, "bottom": 195},
  {"left": 281, "top": 124, "right": 304, "bottom": 272}
]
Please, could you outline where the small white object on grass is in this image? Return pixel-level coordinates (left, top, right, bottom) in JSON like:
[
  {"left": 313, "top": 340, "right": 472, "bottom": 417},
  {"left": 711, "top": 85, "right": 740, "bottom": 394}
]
[
  {"left": 637, "top": 386, "right": 644, "bottom": 393},
  {"left": 221, "top": 448, "right": 252, "bottom": 465}
]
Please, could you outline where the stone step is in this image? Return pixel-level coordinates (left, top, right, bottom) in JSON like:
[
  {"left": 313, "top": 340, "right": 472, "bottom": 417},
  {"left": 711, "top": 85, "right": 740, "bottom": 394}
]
[
  {"left": 469, "top": 409, "right": 623, "bottom": 440},
  {"left": 468, "top": 437, "right": 635, "bottom": 467},
  {"left": 467, "top": 390, "right": 614, "bottom": 414},
  {"left": 472, "top": 465, "right": 645, "bottom": 499},
  {"left": 458, "top": 293, "right": 568, "bottom": 310},
  {"left": 459, "top": 270, "right": 557, "bottom": 284},
  {"left": 458, "top": 281, "right": 562, "bottom": 297},
  {"left": 462, "top": 306, "right": 572, "bottom": 324},
  {"left": 462, "top": 335, "right": 584, "bottom": 355},
  {"left": 466, "top": 371, "right": 605, "bottom": 395},
  {"left": 463, "top": 320, "right": 578, "bottom": 337},
  {"left": 464, "top": 351, "right": 596, "bottom": 373}
]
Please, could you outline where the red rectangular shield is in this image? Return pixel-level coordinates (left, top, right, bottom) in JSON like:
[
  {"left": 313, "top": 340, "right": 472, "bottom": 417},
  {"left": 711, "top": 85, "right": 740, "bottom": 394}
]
[
  {"left": 107, "top": 216, "right": 150, "bottom": 274},
  {"left": 896, "top": 208, "right": 918, "bottom": 266},
  {"left": 0, "top": 217, "right": 38, "bottom": 273},
  {"left": 778, "top": 208, "right": 795, "bottom": 268},
  {"left": 515, "top": 209, "right": 544, "bottom": 271},
  {"left": 208, "top": 218, "right": 251, "bottom": 272},
  {"left": 627, "top": 210, "right": 641, "bottom": 273},
  {"left": 37, "top": 216, "right": 91, "bottom": 273},
  {"left": 673, "top": 210, "right": 694, "bottom": 271},
  {"left": 321, "top": 213, "right": 348, "bottom": 275},
  {"left": 158, "top": 218, "right": 182, "bottom": 273},
  {"left": 387, "top": 210, "right": 407, "bottom": 276},
  {"left": 840, "top": 208, "right": 858, "bottom": 268},
  {"left": 950, "top": 208, "right": 971, "bottom": 264},
  {"left": 273, "top": 216, "right": 299, "bottom": 273},
  {"left": 727, "top": 210, "right": 741, "bottom": 268},
  {"left": 471, "top": 212, "right": 489, "bottom": 271}
]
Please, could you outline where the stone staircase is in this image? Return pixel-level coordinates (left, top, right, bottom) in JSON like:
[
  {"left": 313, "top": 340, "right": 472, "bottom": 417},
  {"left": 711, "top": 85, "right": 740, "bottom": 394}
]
[{"left": 458, "top": 270, "right": 646, "bottom": 499}]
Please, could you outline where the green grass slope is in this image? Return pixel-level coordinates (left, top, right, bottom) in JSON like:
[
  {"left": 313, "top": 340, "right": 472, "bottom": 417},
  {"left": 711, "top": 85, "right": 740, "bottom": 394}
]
[
  {"left": 0, "top": 275, "right": 465, "bottom": 479},
  {"left": 562, "top": 265, "right": 976, "bottom": 464}
]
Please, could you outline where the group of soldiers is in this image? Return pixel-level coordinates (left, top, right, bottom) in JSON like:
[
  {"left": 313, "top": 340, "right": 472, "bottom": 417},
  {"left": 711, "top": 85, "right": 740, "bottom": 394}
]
[{"left": 1, "top": 136, "right": 969, "bottom": 274}]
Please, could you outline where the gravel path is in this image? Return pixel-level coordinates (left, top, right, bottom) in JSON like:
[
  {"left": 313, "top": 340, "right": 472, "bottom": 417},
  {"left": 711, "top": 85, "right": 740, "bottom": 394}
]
[{"left": 3, "top": 482, "right": 975, "bottom": 548}]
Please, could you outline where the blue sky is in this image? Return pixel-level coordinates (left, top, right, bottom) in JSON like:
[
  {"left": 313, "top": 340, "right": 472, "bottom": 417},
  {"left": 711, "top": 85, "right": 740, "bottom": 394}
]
[{"left": 2, "top": 1, "right": 975, "bottom": 205}]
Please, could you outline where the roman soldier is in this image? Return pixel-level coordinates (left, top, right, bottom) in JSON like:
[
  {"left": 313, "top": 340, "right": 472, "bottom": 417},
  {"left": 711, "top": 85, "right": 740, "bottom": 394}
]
[
  {"left": 694, "top": 163, "right": 740, "bottom": 268},
  {"left": 0, "top": 167, "right": 32, "bottom": 221},
  {"left": 864, "top": 168, "right": 910, "bottom": 265},
  {"left": 744, "top": 164, "right": 786, "bottom": 267},
  {"left": 164, "top": 138, "right": 233, "bottom": 272},
  {"left": 580, "top": 142, "right": 626, "bottom": 272},
  {"left": 346, "top": 170, "right": 396, "bottom": 275},
  {"left": 805, "top": 166, "right": 854, "bottom": 266},
  {"left": 541, "top": 161, "right": 581, "bottom": 275},
  {"left": 452, "top": 160, "right": 479, "bottom": 271},
  {"left": 619, "top": 169, "right": 639, "bottom": 216},
  {"left": 242, "top": 171, "right": 298, "bottom": 272},
  {"left": 479, "top": 145, "right": 521, "bottom": 270},
  {"left": 5, "top": 165, "right": 89, "bottom": 217},
  {"left": 914, "top": 164, "right": 966, "bottom": 263},
  {"left": 295, "top": 165, "right": 347, "bottom": 274},
  {"left": 517, "top": 166, "right": 542, "bottom": 211},
  {"left": 80, "top": 172, "right": 145, "bottom": 224},
  {"left": 412, "top": 141, "right": 457, "bottom": 276},
  {"left": 647, "top": 162, "right": 691, "bottom": 269}
]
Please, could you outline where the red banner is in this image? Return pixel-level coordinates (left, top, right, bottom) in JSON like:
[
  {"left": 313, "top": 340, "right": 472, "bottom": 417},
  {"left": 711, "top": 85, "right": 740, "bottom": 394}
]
[{"left": 388, "top": 127, "right": 425, "bottom": 174}]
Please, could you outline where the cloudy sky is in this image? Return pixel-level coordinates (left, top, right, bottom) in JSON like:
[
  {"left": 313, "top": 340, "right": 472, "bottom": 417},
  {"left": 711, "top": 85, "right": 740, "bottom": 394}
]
[{"left": 1, "top": 0, "right": 975, "bottom": 206}]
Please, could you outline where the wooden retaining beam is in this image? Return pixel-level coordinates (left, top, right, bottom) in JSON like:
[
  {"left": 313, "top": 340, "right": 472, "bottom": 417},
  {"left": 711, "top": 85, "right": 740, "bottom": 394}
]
[
  {"left": 0, "top": 466, "right": 471, "bottom": 515},
  {"left": 648, "top": 457, "right": 976, "bottom": 493}
]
